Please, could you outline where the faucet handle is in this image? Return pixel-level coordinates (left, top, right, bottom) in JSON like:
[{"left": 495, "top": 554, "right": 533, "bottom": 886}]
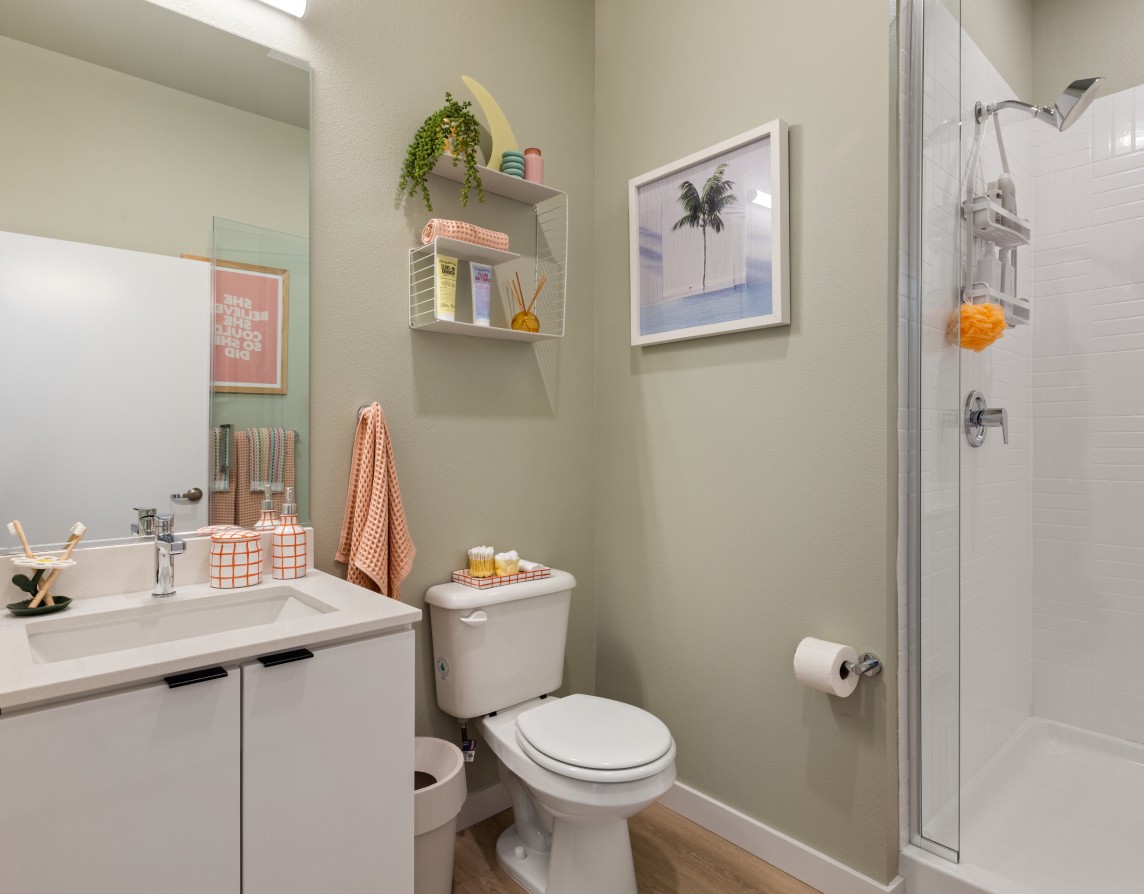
[
  {"left": 132, "top": 507, "right": 158, "bottom": 537},
  {"left": 979, "top": 406, "right": 1009, "bottom": 444},
  {"left": 154, "top": 514, "right": 175, "bottom": 537}
]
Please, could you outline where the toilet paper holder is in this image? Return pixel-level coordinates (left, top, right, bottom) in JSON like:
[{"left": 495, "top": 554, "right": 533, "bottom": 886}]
[{"left": 841, "top": 653, "right": 882, "bottom": 680}]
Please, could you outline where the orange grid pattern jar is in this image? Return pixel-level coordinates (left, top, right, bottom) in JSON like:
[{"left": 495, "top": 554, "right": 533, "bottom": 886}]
[{"left": 209, "top": 529, "right": 263, "bottom": 589}]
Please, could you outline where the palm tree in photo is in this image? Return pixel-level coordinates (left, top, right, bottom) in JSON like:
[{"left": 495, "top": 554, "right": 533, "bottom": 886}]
[{"left": 670, "top": 163, "right": 737, "bottom": 292}]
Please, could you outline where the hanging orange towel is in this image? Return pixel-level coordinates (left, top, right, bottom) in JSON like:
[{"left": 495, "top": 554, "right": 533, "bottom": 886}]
[{"left": 336, "top": 403, "right": 415, "bottom": 599}]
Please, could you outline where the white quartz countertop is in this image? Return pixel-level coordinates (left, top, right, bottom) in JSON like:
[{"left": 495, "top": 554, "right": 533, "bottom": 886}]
[{"left": 0, "top": 570, "right": 421, "bottom": 712}]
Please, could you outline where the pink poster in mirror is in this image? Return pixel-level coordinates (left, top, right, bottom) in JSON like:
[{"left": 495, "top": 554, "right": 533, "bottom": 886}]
[{"left": 186, "top": 256, "right": 289, "bottom": 394}]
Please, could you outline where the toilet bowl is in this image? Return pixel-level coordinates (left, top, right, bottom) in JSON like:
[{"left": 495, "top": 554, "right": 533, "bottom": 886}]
[
  {"left": 424, "top": 570, "right": 677, "bottom": 894},
  {"left": 477, "top": 696, "right": 677, "bottom": 894}
]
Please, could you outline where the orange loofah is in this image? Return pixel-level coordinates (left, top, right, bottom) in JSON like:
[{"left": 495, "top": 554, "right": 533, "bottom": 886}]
[{"left": 953, "top": 303, "right": 1007, "bottom": 351}]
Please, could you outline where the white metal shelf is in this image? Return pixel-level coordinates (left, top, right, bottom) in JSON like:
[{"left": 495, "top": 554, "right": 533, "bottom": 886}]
[
  {"left": 431, "top": 157, "right": 563, "bottom": 205},
  {"left": 411, "top": 318, "right": 561, "bottom": 342},
  {"left": 409, "top": 160, "right": 568, "bottom": 341},
  {"left": 423, "top": 236, "right": 519, "bottom": 266}
]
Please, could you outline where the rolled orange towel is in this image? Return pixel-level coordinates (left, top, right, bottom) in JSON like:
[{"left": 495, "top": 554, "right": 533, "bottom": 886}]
[
  {"left": 421, "top": 219, "right": 510, "bottom": 252},
  {"left": 953, "top": 303, "right": 1007, "bottom": 351}
]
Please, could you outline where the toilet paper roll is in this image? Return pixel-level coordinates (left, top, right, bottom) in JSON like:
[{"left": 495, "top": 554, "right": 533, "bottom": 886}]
[{"left": 793, "top": 637, "right": 860, "bottom": 698}]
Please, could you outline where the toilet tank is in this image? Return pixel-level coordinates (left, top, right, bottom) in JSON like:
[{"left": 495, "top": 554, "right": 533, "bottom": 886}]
[{"left": 424, "top": 569, "right": 576, "bottom": 719}]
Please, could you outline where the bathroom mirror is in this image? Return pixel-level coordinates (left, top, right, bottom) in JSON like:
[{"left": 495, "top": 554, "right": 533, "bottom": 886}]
[{"left": 0, "top": 0, "right": 310, "bottom": 552}]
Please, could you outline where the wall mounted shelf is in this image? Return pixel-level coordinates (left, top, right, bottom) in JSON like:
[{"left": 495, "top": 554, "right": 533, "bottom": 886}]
[
  {"left": 409, "top": 317, "right": 560, "bottom": 342},
  {"left": 423, "top": 235, "right": 520, "bottom": 267},
  {"left": 430, "top": 157, "right": 563, "bottom": 205},
  {"left": 409, "top": 161, "right": 568, "bottom": 340}
]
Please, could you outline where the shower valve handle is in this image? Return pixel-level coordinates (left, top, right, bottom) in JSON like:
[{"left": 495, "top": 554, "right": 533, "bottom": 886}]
[
  {"left": 977, "top": 407, "right": 1009, "bottom": 444},
  {"left": 964, "top": 391, "right": 1009, "bottom": 447}
]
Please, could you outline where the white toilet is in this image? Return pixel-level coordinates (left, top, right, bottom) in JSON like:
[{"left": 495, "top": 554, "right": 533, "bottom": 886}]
[{"left": 425, "top": 570, "right": 676, "bottom": 894}]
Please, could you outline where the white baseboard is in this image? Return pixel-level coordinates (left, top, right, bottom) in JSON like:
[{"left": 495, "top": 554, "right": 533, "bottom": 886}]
[
  {"left": 457, "top": 782, "right": 511, "bottom": 831},
  {"left": 660, "top": 782, "right": 905, "bottom": 894}
]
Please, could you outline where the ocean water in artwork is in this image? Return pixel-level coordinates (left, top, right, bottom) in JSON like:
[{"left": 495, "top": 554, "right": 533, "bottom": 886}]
[{"left": 639, "top": 279, "right": 772, "bottom": 336}]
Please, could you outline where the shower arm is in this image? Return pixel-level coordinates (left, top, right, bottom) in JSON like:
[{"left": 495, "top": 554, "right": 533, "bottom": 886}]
[{"left": 979, "top": 99, "right": 1059, "bottom": 129}]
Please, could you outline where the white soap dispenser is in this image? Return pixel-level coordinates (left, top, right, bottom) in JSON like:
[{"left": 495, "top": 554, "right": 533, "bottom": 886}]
[
  {"left": 254, "top": 487, "right": 278, "bottom": 530},
  {"left": 272, "top": 487, "right": 307, "bottom": 580}
]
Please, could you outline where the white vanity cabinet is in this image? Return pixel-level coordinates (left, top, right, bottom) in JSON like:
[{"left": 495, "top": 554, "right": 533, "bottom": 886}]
[
  {"left": 0, "top": 628, "right": 414, "bottom": 894},
  {"left": 243, "top": 631, "right": 414, "bottom": 893},
  {"left": 0, "top": 669, "right": 241, "bottom": 894}
]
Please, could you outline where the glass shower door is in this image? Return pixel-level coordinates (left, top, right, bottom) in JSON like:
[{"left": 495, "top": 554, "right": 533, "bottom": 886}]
[{"left": 911, "top": 0, "right": 962, "bottom": 858}]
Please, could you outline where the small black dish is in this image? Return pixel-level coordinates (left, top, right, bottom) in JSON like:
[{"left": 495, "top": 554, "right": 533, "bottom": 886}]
[{"left": 7, "top": 595, "right": 72, "bottom": 617}]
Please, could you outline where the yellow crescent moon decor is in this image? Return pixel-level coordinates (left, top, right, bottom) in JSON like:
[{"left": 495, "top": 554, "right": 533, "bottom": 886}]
[{"left": 461, "top": 75, "right": 520, "bottom": 171}]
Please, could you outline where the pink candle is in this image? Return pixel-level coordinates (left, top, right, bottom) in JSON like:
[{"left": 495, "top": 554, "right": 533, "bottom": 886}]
[{"left": 524, "top": 147, "right": 543, "bottom": 184}]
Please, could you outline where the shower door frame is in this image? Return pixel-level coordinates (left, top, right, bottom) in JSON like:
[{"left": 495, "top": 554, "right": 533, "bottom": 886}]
[{"left": 903, "top": 0, "right": 963, "bottom": 865}]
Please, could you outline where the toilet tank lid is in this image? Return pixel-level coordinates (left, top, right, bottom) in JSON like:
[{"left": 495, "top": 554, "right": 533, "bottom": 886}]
[{"left": 425, "top": 569, "right": 576, "bottom": 610}]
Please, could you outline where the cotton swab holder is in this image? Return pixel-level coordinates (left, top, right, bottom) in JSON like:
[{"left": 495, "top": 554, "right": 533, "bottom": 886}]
[{"left": 467, "top": 546, "right": 494, "bottom": 578}]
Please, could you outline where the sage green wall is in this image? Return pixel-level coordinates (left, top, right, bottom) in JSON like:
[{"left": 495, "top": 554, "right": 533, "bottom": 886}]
[
  {"left": 155, "top": 0, "right": 598, "bottom": 796},
  {"left": 0, "top": 34, "right": 309, "bottom": 257},
  {"left": 962, "top": 0, "right": 1034, "bottom": 100},
  {"left": 594, "top": 0, "right": 899, "bottom": 884},
  {"left": 161, "top": 0, "right": 899, "bottom": 876},
  {"left": 1033, "top": 0, "right": 1144, "bottom": 98}
]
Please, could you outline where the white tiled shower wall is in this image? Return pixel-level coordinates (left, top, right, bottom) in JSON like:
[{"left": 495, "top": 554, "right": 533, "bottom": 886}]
[{"left": 1031, "top": 84, "right": 1144, "bottom": 744}]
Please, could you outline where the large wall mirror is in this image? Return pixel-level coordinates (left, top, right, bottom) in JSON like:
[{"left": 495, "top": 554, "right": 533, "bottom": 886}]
[{"left": 0, "top": 0, "right": 309, "bottom": 551}]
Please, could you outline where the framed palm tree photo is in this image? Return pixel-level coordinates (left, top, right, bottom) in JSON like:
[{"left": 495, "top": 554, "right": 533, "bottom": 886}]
[{"left": 629, "top": 120, "right": 789, "bottom": 346}]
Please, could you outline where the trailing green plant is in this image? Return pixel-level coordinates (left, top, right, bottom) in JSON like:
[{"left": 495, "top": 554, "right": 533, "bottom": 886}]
[{"left": 399, "top": 92, "right": 485, "bottom": 212}]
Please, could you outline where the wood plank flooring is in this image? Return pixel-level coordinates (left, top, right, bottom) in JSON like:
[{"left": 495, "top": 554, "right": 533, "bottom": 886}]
[{"left": 452, "top": 803, "right": 821, "bottom": 894}]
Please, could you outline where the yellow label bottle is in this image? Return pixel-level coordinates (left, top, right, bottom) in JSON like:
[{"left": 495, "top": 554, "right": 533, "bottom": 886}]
[{"left": 436, "top": 255, "right": 458, "bottom": 321}]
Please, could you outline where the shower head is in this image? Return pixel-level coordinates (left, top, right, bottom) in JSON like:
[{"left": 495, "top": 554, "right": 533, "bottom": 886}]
[{"left": 980, "top": 77, "right": 1106, "bottom": 132}]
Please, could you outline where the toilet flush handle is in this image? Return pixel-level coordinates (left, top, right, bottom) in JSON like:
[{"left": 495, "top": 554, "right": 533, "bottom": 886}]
[{"left": 459, "top": 611, "right": 488, "bottom": 627}]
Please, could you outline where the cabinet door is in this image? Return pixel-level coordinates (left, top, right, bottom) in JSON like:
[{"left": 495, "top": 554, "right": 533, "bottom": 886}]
[
  {"left": 0, "top": 671, "right": 240, "bottom": 894},
  {"left": 243, "top": 631, "right": 415, "bottom": 894}
]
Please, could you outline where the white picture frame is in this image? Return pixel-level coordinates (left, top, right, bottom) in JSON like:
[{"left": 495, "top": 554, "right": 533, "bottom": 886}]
[{"left": 629, "top": 120, "right": 789, "bottom": 346}]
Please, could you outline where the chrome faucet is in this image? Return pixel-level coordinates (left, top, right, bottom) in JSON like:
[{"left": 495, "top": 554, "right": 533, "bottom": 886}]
[{"left": 152, "top": 514, "right": 185, "bottom": 597}]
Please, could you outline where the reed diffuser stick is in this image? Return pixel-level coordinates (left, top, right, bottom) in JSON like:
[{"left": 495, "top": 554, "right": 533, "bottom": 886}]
[{"left": 526, "top": 275, "right": 547, "bottom": 314}]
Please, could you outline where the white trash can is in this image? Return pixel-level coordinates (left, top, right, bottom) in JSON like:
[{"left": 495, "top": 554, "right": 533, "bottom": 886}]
[{"left": 414, "top": 737, "right": 467, "bottom": 894}]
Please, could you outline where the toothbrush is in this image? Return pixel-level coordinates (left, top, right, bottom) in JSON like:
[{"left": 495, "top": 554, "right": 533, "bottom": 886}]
[
  {"left": 6, "top": 521, "right": 35, "bottom": 560},
  {"left": 29, "top": 522, "right": 86, "bottom": 609}
]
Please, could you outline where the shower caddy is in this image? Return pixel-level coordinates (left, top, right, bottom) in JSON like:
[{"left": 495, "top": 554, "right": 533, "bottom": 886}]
[{"left": 961, "top": 101, "right": 1031, "bottom": 328}]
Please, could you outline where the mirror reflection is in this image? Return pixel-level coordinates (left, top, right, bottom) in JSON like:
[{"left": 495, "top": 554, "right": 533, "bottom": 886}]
[{"left": 0, "top": 0, "right": 310, "bottom": 551}]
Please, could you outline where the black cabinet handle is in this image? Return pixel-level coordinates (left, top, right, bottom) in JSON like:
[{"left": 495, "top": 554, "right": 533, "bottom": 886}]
[
  {"left": 165, "top": 666, "right": 228, "bottom": 688},
  {"left": 258, "top": 647, "right": 314, "bottom": 668}
]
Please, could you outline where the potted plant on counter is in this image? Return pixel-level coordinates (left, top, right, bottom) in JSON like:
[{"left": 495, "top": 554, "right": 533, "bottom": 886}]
[{"left": 399, "top": 91, "right": 485, "bottom": 212}]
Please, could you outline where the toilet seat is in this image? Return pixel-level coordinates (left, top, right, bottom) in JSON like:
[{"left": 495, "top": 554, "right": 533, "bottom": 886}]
[{"left": 515, "top": 694, "right": 676, "bottom": 783}]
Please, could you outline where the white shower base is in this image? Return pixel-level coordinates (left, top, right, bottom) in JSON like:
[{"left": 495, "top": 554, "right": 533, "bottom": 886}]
[{"left": 903, "top": 717, "right": 1144, "bottom": 894}]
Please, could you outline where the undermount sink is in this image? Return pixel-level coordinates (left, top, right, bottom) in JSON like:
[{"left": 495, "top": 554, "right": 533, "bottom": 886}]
[{"left": 25, "top": 587, "right": 335, "bottom": 664}]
